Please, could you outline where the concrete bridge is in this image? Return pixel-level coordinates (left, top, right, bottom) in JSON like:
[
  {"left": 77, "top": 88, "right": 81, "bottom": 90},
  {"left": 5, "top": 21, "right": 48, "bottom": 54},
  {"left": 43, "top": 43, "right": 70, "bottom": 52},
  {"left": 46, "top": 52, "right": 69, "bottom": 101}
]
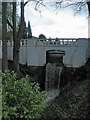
[
  {"left": 8, "top": 38, "right": 90, "bottom": 68},
  {"left": 0, "top": 38, "right": 90, "bottom": 68},
  {"left": 0, "top": 38, "right": 90, "bottom": 91}
]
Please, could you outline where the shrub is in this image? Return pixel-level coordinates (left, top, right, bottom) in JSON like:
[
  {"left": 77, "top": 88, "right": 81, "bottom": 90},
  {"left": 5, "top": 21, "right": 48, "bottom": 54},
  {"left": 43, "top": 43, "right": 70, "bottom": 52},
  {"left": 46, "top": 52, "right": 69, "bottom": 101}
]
[{"left": 2, "top": 71, "right": 46, "bottom": 119}]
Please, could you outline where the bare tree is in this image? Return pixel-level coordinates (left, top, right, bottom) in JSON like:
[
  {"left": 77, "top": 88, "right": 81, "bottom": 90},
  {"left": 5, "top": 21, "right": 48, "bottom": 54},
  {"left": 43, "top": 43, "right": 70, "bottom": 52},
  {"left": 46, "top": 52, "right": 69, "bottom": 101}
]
[
  {"left": 0, "top": 1, "right": 2, "bottom": 39},
  {"left": 24, "top": 0, "right": 90, "bottom": 17},
  {"left": 13, "top": 2, "right": 18, "bottom": 72},
  {"left": 12, "top": 1, "right": 24, "bottom": 73},
  {"left": 2, "top": 2, "right": 8, "bottom": 71},
  {"left": 2, "top": 0, "right": 46, "bottom": 73},
  {"left": 7, "top": 1, "right": 24, "bottom": 73}
]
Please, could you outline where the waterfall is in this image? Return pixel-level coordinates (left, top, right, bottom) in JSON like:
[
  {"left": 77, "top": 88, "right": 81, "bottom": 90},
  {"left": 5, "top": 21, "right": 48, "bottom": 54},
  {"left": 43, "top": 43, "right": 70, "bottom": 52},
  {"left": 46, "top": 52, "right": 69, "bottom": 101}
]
[
  {"left": 45, "top": 63, "right": 62, "bottom": 90},
  {"left": 45, "top": 63, "right": 62, "bottom": 103}
]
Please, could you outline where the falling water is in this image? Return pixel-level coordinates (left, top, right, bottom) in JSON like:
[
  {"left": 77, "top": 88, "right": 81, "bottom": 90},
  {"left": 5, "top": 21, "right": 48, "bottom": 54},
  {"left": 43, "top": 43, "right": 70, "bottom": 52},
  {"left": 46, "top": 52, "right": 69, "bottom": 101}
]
[{"left": 45, "top": 63, "right": 62, "bottom": 103}]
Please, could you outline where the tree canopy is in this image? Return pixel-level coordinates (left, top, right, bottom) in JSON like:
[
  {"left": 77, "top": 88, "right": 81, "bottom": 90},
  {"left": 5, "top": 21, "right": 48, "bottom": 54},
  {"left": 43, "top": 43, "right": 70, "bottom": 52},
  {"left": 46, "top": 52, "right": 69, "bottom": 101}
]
[
  {"left": 39, "top": 34, "right": 46, "bottom": 39},
  {"left": 22, "top": 21, "right": 32, "bottom": 39}
]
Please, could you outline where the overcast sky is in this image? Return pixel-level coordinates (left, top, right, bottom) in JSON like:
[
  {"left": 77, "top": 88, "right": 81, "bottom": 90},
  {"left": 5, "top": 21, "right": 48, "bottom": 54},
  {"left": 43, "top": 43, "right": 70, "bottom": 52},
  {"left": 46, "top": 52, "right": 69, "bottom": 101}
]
[{"left": 24, "top": 1, "right": 88, "bottom": 38}]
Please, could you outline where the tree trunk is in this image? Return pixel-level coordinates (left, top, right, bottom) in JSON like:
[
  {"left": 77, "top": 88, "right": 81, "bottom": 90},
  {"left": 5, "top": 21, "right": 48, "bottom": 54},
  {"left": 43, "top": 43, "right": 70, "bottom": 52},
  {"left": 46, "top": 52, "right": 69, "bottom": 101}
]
[
  {"left": 13, "top": 2, "right": 19, "bottom": 72},
  {"left": 2, "top": 2, "right": 8, "bottom": 71},
  {"left": 17, "top": 1, "right": 24, "bottom": 40},
  {"left": 87, "top": 1, "right": 90, "bottom": 16},
  {"left": 13, "top": 1, "right": 24, "bottom": 73},
  {"left": 87, "top": 1, "right": 90, "bottom": 59}
]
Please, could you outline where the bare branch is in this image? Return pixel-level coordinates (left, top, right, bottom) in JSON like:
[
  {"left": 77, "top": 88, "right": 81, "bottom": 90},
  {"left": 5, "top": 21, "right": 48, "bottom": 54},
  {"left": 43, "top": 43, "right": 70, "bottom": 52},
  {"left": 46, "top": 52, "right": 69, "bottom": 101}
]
[
  {"left": 24, "top": 0, "right": 46, "bottom": 12},
  {"left": 51, "top": 0, "right": 87, "bottom": 14},
  {"left": 35, "top": 0, "right": 46, "bottom": 13},
  {"left": 7, "top": 18, "right": 13, "bottom": 29},
  {"left": 24, "top": 1, "right": 29, "bottom": 6},
  {"left": 24, "top": 0, "right": 44, "bottom": 7}
]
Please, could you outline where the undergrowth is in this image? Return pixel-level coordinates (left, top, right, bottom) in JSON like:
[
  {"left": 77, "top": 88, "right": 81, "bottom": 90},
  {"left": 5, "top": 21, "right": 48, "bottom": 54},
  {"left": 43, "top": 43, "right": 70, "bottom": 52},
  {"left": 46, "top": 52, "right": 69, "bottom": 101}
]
[{"left": 41, "top": 79, "right": 90, "bottom": 119}]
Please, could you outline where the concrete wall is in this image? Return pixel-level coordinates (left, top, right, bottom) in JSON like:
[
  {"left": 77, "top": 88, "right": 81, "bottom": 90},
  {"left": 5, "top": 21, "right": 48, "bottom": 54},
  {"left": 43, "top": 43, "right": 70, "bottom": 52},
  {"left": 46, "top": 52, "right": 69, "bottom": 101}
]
[
  {"left": 27, "top": 38, "right": 88, "bottom": 67},
  {"left": 7, "top": 42, "right": 13, "bottom": 61},
  {"left": 19, "top": 40, "right": 27, "bottom": 64},
  {"left": 7, "top": 40, "right": 27, "bottom": 65},
  {"left": 87, "top": 38, "right": 90, "bottom": 58},
  {"left": 0, "top": 38, "right": 89, "bottom": 68}
]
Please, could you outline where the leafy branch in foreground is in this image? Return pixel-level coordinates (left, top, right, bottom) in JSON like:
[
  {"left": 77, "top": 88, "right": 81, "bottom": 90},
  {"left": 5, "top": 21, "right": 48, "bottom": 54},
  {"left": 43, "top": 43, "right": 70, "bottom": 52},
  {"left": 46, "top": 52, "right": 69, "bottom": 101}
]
[{"left": 2, "top": 71, "right": 46, "bottom": 119}]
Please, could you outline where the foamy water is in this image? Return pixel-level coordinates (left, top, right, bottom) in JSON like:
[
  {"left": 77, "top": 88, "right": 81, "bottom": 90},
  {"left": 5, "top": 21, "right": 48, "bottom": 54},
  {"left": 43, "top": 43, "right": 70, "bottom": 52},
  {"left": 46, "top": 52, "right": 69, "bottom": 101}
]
[{"left": 45, "top": 89, "right": 60, "bottom": 104}]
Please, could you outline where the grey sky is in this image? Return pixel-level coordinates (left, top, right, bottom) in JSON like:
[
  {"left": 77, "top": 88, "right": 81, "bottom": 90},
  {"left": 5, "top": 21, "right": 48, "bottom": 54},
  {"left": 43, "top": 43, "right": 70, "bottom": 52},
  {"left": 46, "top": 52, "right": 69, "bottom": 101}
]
[{"left": 24, "top": 1, "right": 88, "bottom": 38}]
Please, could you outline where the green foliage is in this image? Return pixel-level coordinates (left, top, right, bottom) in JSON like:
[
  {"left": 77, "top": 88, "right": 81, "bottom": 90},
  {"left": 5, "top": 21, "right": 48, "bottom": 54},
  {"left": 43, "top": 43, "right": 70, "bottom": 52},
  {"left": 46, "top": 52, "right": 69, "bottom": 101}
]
[
  {"left": 7, "top": 31, "right": 13, "bottom": 40},
  {"left": 22, "top": 21, "right": 27, "bottom": 39},
  {"left": 39, "top": 34, "right": 46, "bottom": 39},
  {"left": 22, "top": 21, "right": 32, "bottom": 39},
  {"left": 7, "top": 3, "right": 20, "bottom": 30},
  {"left": 2, "top": 71, "right": 46, "bottom": 119},
  {"left": 27, "top": 21, "right": 32, "bottom": 38}
]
